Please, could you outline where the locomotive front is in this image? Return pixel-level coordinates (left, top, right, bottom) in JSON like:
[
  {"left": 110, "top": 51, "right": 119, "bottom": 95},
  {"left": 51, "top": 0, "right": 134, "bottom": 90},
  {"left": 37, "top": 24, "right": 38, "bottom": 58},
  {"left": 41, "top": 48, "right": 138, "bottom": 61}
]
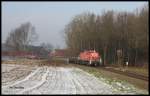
[{"left": 79, "top": 50, "right": 102, "bottom": 66}]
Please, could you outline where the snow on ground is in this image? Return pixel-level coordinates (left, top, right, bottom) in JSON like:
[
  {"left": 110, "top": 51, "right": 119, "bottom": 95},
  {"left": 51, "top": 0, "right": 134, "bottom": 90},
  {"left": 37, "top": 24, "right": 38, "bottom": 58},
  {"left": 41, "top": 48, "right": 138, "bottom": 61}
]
[
  {"left": 2, "top": 64, "right": 148, "bottom": 95},
  {"left": 2, "top": 64, "right": 22, "bottom": 72},
  {"left": 2, "top": 64, "right": 37, "bottom": 86}
]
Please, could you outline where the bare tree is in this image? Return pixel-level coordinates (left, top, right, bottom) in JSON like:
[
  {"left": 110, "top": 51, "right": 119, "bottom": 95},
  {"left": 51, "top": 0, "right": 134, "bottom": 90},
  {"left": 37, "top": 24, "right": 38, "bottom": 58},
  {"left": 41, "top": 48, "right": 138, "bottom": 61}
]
[{"left": 5, "top": 22, "right": 38, "bottom": 51}]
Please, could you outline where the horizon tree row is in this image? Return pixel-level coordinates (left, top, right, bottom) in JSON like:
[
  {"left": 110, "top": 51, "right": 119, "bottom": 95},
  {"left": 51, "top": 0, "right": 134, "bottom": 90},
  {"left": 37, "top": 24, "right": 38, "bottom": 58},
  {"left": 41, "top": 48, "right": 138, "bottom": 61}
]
[{"left": 64, "top": 4, "right": 148, "bottom": 66}]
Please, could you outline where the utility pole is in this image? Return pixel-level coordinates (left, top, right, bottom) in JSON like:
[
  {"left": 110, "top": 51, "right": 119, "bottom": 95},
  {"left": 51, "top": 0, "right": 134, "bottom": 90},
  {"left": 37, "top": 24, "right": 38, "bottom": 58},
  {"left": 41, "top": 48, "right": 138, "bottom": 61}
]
[
  {"left": 89, "top": 41, "right": 90, "bottom": 50},
  {"left": 94, "top": 41, "right": 95, "bottom": 51},
  {"left": 80, "top": 40, "right": 82, "bottom": 52}
]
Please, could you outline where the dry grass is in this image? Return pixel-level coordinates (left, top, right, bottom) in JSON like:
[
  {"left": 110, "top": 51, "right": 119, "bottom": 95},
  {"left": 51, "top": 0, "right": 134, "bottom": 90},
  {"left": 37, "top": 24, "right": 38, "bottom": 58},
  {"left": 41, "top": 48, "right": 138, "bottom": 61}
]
[
  {"left": 107, "top": 64, "right": 149, "bottom": 77},
  {"left": 2, "top": 58, "right": 46, "bottom": 66},
  {"left": 125, "top": 67, "right": 149, "bottom": 76}
]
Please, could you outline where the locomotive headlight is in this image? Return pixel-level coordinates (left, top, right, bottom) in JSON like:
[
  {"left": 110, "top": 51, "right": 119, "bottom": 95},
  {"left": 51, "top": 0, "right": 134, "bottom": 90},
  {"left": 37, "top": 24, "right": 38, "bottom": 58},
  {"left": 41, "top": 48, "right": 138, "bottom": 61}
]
[
  {"left": 89, "top": 60, "right": 92, "bottom": 65},
  {"left": 100, "top": 58, "right": 102, "bottom": 64}
]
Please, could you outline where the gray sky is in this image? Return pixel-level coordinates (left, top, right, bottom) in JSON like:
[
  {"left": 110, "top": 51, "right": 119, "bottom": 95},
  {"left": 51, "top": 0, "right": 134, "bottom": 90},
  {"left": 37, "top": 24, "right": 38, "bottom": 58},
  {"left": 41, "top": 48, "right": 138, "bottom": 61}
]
[{"left": 2, "top": 2, "right": 147, "bottom": 49}]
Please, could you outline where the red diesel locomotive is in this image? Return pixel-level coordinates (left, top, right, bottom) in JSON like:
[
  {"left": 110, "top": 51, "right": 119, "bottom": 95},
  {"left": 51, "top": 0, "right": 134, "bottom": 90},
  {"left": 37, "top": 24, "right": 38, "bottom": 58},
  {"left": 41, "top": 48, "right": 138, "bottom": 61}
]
[{"left": 68, "top": 50, "right": 102, "bottom": 66}]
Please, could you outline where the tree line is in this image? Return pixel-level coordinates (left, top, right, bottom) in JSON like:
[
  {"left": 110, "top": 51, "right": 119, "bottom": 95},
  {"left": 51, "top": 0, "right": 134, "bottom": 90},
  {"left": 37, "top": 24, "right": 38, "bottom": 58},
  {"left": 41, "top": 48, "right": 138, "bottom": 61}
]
[{"left": 64, "top": 4, "right": 148, "bottom": 66}]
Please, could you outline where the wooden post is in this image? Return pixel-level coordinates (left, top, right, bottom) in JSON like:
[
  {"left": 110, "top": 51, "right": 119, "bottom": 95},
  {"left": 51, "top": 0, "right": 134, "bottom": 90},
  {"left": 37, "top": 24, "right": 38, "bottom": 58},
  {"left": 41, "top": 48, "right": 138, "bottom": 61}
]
[
  {"left": 103, "top": 45, "right": 107, "bottom": 66},
  {"left": 134, "top": 40, "right": 138, "bottom": 66},
  {"left": 117, "top": 49, "right": 123, "bottom": 67}
]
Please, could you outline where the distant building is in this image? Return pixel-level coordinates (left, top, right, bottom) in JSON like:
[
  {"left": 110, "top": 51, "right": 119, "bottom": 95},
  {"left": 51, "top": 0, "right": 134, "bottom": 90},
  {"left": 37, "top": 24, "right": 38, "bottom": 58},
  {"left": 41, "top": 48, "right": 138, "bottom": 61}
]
[
  {"left": 26, "top": 45, "right": 51, "bottom": 58},
  {"left": 2, "top": 44, "right": 15, "bottom": 56},
  {"left": 2, "top": 43, "right": 15, "bottom": 52},
  {"left": 2, "top": 44, "right": 50, "bottom": 58},
  {"left": 51, "top": 49, "right": 67, "bottom": 57}
]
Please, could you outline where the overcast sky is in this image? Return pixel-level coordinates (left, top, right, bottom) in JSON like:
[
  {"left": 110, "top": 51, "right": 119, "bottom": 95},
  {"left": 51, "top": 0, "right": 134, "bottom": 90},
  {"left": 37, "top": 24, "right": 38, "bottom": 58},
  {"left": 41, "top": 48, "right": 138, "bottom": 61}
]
[{"left": 2, "top": 2, "right": 147, "bottom": 49}]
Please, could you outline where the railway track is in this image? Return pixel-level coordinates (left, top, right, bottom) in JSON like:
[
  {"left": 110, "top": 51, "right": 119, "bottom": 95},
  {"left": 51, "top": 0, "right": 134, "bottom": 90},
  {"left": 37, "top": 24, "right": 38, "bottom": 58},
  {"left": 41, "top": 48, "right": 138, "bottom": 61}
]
[
  {"left": 103, "top": 67, "right": 149, "bottom": 81},
  {"left": 69, "top": 62, "right": 148, "bottom": 81}
]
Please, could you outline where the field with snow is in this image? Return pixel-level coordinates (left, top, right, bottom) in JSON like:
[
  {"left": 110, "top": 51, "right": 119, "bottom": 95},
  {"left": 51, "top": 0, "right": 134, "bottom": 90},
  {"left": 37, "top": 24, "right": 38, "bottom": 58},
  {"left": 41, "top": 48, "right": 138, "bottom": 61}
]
[{"left": 2, "top": 63, "right": 148, "bottom": 95}]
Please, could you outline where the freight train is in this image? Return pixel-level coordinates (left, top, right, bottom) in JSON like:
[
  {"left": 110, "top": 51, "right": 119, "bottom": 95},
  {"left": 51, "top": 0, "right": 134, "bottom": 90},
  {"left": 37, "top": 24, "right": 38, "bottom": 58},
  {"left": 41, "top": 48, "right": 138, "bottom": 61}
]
[{"left": 68, "top": 50, "right": 102, "bottom": 66}]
